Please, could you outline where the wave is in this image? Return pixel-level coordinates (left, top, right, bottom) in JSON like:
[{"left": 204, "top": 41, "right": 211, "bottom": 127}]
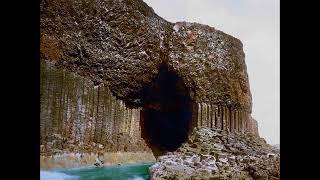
[
  {"left": 130, "top": 176, "right": 145, "bottom": 180},
  {"left": 40, "top": 171, "right": 79, "bottom": 180}
]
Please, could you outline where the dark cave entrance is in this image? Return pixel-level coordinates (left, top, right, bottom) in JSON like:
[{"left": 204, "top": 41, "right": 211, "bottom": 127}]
[{"left": 140, "top": 64, "right": 192, "bottom": 157}]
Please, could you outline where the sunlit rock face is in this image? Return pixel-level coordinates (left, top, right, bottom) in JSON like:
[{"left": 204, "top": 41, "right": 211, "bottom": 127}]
[{"left": 40, "top": 0, "right": 259, "bottom": 166}]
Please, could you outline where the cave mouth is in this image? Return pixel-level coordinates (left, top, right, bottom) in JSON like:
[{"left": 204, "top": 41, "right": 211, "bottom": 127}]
[{"left": 140, "top": 64, "right": 192, "bottom": 157}]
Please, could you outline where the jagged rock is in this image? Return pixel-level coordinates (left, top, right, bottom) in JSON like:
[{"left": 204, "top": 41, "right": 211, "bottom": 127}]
[
  {"left": 150, "top": 128, "right": 280, "bottom": 180},
  {"left": 213, "top": 143, "right": 225, "bottom": 151},
  {"left": 218, "top": 157, "right": 228, "bottom": 163},
  {"left": 228, "top": 156, "right": 236, "bottom": 165},
  {"left": 267, "top": 153, "right": 276, "bottom": 158},
  {"left": 98, "top": 144, "right": 104, "bottom": 149},
  {"left": 94, "top": 162, "right": 101, "bottom": 167},
  {"left": 216, "top": 153, "right": 229, "bottom": 160}
]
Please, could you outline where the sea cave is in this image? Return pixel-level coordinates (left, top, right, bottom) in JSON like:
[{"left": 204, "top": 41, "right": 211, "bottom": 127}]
[{"left": 140, "top": 64, "right": 193, "bottom": 157}]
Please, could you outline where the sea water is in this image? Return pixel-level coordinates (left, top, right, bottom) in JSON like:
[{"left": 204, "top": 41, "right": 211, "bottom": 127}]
[{"left": 40, "top": 163, "right": 152, "bottom": 180}]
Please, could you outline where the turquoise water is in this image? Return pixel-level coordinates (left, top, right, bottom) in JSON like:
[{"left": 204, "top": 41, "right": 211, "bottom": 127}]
[{"left": 40, "top": 163, "right": 153, "bottom": 180}]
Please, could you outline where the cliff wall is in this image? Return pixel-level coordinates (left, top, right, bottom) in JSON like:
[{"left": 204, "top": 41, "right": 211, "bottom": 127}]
[
  {"left": 40, "top": 60, "right": 150, "bottom": 155},
  {"left": 40, "top": 0, "right": 259, "bottom": 166}
]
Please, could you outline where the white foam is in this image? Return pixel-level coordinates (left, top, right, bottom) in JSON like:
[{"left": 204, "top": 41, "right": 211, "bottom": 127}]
[
  {"left": 40, "top": 171, "right": 78, "bottom": 180},
  {"left": 130, "top": 176, "right": 145, "bottom": 180}
]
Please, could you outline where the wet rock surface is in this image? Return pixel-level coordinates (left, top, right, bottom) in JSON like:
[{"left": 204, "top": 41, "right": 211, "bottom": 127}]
[
  {"left": 40, "top": 151, "right": 156, "bottom": 169},
  {"left": 150, "top": 128, "right": 280, "bottom": 180}
]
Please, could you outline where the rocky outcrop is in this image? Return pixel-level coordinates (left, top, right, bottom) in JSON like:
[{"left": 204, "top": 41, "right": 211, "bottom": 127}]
[
  {"left": 41, "top": 0, "right": 251, "bottom": 109},
  {"left": 40, "top": 0, "right": 261, "bottom": 168},
  {"left": 150, "top": 128, "right": 280, "bottom": 180},
  {"left": 40, "top": 0, "right": 171, "bottom": 107},
  {"left": 40, "top": 0, "right": 255, "bottom": 133}
]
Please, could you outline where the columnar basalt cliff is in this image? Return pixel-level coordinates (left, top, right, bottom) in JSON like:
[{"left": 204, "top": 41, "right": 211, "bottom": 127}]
[
  {"left": 40, "top": 0, "right": 260, "bottom": 166},
  {"left": 40, "top": 60, "right": 150, "bottom": 153}
]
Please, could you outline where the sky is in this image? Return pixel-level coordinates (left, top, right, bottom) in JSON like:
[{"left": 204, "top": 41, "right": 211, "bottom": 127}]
[{"left": 143, "top": 0, "right": 280, "bottom": 144}]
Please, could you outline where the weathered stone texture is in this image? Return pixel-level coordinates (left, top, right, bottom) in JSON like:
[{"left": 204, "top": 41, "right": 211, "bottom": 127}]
[
  {"left": 150, "top": 128, "right": 279, "bottom": 180},
  {"left": 40, "top": 0, "right": 252, "bottom": 111},
  {"left": 40, "top": 0, "right": 260, "bottom": 158},
  {"left": 40, "top": 60, "right": 151, "bottom": 155}
]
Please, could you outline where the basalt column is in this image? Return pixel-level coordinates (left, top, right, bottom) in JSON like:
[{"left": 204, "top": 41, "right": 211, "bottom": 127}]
[{"left": 40, "top": 60, "right": 151, "bottom": 155}]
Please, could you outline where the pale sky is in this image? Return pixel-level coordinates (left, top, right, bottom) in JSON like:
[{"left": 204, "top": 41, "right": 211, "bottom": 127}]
[{"left": 143, "top": 0, "right": 280, "bottom": 144}]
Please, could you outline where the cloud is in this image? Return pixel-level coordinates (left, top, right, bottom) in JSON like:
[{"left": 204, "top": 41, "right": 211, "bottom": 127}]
[{"left": 143, "top": 0, "right": 280, "bottom": 144}]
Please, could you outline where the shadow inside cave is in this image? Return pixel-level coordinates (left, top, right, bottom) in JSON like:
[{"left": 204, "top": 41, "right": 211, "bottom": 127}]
[{"left": 140, "top": 64, "right": 193, "bottom": 157}]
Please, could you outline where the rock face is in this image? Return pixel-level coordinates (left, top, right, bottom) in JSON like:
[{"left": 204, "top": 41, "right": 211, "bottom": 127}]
[
  {"left": 41, "top": 0, "right": 251, "bottom": 110},
  {"left": 40, "top": 60, "right": 151, "bottom": 156},
  {"left": 150, "top": 128, "right": 280, "bottom": 180},
  {"left": 40, "top": 0, "right": 260, "bottom": 166}
]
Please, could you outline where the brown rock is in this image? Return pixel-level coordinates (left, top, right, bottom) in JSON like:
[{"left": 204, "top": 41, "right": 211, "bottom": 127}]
[
  {"left": 40, "top": 0, "right": 255, "bottom": 132},
  {"left": 39, "top": 0, "right": 266, "bottom": 173},
  {"left": 150, "top": 128, "right": 280, "bottom": 180}
]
